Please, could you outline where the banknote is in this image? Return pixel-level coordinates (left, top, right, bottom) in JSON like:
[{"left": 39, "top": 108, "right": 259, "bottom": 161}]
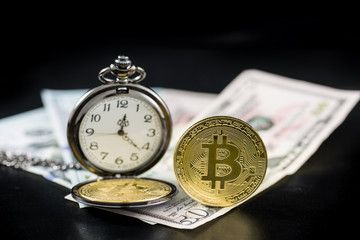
[
  {"left": 62, "top": 70, "right": 359, "bottom": 229},
  {"left": 0, "top": 108, "right": 72, "bottom": 188},
  {"left": 3, "top": 69, "right": 358, "bottom": 229},
  {"left": 194, "top": 70, "right": 360, "bottom": 176}
]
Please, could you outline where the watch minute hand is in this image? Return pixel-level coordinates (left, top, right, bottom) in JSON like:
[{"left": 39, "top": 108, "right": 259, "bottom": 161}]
[{"left": 122, "top": 134, "right": 141, "bottom": 151}]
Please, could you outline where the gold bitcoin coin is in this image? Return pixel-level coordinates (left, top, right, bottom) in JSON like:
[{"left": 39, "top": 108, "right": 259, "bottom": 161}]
[
  {"left": 72, "top": 178, "right": 176, "bottom": 207},
  {"left": 174, "top": 116, "right": 267, "bottom": 207}
]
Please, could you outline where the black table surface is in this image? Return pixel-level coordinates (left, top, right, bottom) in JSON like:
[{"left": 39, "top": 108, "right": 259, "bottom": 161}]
[{"left": 1, "top": 16, "right": 359, "bottom": 239}]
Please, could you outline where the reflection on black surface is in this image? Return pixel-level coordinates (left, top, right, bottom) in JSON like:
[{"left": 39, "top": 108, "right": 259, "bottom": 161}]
[{"left": 71, "top": 206, "right": 263, "bottom": 240}]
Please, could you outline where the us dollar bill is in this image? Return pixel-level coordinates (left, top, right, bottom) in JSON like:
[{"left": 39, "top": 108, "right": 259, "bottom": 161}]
[
  {"left": 2, "top": 69, "right": 358, "bottom": 229},
  {"left": 0, "top": 108, "right": 73, "bottom": 188},
  {"left": 194, "top": 70, "right": 360, "bottom": 178}
]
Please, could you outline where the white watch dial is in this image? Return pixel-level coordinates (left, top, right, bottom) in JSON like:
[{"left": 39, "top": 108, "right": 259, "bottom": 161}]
[{"left": 79, "top": 95, "right": 163, "bottom": 173}]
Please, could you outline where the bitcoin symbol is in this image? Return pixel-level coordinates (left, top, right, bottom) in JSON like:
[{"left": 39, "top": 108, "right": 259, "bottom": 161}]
[
  {"left": 201, "top": 134, "right": 241, "bottom": 189},
  {"left": 174, "top": 116, "right": 267, "bottom": 207}
]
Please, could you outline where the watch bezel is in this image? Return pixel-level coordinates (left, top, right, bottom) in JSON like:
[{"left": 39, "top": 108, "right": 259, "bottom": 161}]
[{"left": 67, "top": 83, "right": 172, "bottom": 176}]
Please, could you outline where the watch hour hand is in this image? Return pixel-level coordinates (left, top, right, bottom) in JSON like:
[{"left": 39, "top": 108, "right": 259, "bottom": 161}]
[{"left": 117, "top": 114, "right": 129, "bottom": 135}]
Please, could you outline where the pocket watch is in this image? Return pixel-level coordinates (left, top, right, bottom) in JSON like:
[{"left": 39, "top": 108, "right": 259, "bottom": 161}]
[{"left": 67, "top": 55, "right": 176, "bottom": 208}]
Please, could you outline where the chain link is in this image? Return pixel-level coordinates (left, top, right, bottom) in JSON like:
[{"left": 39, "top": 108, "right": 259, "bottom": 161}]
[{"left": 0, "top": 150, "right": 82, "bottom": 171}]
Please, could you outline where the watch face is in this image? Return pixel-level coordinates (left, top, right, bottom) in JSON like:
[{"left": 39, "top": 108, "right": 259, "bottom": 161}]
[{"left": 78, "top": 95, "right": 163, "bottom": 173}]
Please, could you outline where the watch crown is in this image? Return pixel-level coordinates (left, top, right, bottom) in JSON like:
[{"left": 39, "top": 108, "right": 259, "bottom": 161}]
[
  {"left": 98, "top": 55, "right": 146, "bottom": 84},
  {"left": 115, "top": 55, "right": 132, "bottom": 69}
]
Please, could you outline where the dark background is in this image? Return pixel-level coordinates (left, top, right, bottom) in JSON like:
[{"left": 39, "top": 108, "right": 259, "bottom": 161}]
[{"left": 1, "top": 13, "right": 359, "bottom": 239}]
